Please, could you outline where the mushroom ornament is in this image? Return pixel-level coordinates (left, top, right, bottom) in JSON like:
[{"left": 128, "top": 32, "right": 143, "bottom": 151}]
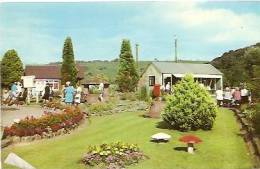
[{"left": 179, "top": 135, "right": 202, "bottom": 154}]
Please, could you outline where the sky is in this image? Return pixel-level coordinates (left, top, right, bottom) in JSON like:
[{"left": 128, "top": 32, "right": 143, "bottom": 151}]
[{"left": 0, "top": 1, "right": 260, "bottom": 64}]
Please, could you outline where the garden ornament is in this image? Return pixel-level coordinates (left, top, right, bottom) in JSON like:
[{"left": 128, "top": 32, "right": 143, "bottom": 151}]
[{"left": 179, "top": 135, "right": 202, "bottom": 154}]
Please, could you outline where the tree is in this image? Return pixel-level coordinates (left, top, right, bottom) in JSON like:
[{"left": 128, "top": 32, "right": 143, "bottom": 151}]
[
  {"left": 162, "top": 74, "right": 217, "bottom": 131},
  {"left": 116, "top": 39, "right": 139, "bottom": 92},
  {"left": 61, "top": 36, "right": 78, "bottom": 86},
  {"left": 244, "top": 47, "right": 260, "bottom": 99},
  {"left": 1, "top": 49, "right": 23, "bottom": 87}
]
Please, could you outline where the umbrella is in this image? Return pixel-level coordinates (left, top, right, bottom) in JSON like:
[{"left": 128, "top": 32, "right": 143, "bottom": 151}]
[{"left": 179, "top": 135, "right": 202, "bottom": 154}]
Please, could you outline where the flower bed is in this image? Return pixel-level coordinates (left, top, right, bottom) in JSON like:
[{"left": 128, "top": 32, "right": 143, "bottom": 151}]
[
  {"left": 2, "top": 107, "right": 84, "bottom": 139},
  {"left": 82, "top": 142, "right": 148, "bottom": 169},
  {"left": 41, "top": 100, "right": 66, "bottom": 110}
]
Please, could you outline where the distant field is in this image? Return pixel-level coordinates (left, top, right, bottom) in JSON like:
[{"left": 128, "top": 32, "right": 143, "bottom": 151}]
[{"left": 80, "top": 60, "right": 208, "bottom": 82}]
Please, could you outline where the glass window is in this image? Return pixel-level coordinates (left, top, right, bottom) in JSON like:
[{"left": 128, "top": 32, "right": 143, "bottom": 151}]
[{"left": 149, "top": 76, "right": 155, "bottom": 86}]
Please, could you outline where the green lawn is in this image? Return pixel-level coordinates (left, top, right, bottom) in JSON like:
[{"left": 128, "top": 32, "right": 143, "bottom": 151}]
[{"left": 1, "top": 108, "right": 253, "bottom": 169}]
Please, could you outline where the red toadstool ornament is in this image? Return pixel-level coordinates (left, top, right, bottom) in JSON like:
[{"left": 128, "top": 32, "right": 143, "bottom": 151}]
[{"left": 179, "top": 135, "right": 202, "bottom": 154}]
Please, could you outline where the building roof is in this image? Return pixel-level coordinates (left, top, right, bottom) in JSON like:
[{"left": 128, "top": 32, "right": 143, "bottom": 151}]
[
  {"left": 152, "top": 62, "right": 222, "bottom": 75},
  {"left": 25, "top": 64, "right": 85, "bottom": 79}
]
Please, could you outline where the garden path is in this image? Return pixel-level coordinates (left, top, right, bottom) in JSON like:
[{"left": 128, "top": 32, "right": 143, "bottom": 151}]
[{"left": 1, "top": 105, "right": 54, "bottom": 127}]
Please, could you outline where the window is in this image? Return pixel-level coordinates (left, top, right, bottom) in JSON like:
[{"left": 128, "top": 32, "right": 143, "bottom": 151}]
[{"left": 149, "top": 76, "right": 155, "bottom": 86}]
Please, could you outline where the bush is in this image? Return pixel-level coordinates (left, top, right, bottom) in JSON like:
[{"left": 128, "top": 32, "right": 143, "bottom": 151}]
[
  {"left": 88, "top": 102, "right": 114, "bottom": 115},
  {"left": 138, "top": 86, "right": 150, "bottom": 101},
  {"left": 82, "top": 142, "right": 147, "bottom": 169},
  {"left": 3, "top": 107, "right": 84, "bottom": 138},
  {"left": 120, "top": 92, "right": 137, "bottom": 101},
  {"left": 162, "top": 74, "right": 217, "bottom": 131},
  {"left": 89, "top": 86, "right": 101, "bottom": 94},
  {"left": 252, "top": 103, "right": 260, "bottom": 135}
]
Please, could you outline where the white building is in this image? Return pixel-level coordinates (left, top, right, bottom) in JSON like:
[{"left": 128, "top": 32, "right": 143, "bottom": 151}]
[{"left": 138, "top": 62, "right": 223, "bottom": 93}]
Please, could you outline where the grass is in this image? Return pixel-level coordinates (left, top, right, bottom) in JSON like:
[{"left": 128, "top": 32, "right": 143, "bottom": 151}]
[{"left": 1, "top": 108, "right": 253, "bottom": 169}]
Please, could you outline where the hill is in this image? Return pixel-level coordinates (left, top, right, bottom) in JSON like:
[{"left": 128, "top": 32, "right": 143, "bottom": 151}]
[{"left": 211, "top": 42, "right": 260, "bottom": 98}]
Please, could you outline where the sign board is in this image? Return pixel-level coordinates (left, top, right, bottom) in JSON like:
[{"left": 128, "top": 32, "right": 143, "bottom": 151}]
[{"left": 21, "top": 76, "right": 35, "bottom": 88}]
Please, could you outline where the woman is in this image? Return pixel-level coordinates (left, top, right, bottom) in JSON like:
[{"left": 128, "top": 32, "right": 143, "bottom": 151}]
[
  {"left": 74, "top": 85, "right": 82, "bottom": 105},
  {"left": 223, "top": 87, "right": 232, "bottom": 107},
  {"left": 42, "top": 83, "right": 50, "bottom": 103},
  {"left": 233, "top": 87, "right": 241, "bottom": 106},
  {"left": 64, "top": 81, "right": 75, "bottom": 105}
]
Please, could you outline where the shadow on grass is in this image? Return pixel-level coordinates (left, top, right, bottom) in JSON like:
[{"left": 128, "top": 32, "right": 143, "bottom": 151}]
[
  {"left": 150, "top": 139, "right": 170, "bottom": 144},
  {"left": 156, "top": 121, "right": 172, "bottom": 129},
  {"left": 174, "top": 147, "right": 187, "bottom": 152}
]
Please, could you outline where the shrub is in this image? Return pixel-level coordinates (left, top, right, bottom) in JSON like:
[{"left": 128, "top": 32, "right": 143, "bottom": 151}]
[
  {"left": 138, "top": 86, "right": 150, "bottom": 101},
  {"left": 88, "top": 102, "right": 114, "bottom": 115},
  {"left": 3, "top": 107, "right": 84, "bottom": 138},
  {"left": 162, "top": 74, "right": 217, "bottom": 131},
  {"left": 252, "top": 103, "right": 260, "bottom": 135},
  {"left": 120, "top": 92, "right": 137, "bottom": 101},
  {"left": 89, "top": 86, "right": 101, "bottom": 94},
  {"left": 82, "top": 142, "right": 147, "bottom": 169}
]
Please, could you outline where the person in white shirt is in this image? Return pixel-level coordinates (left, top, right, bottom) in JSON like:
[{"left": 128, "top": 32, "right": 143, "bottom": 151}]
[
  {"left": 165, "top": 82, "right": 171, "bottom": 94},
  {"left": 99, "top": 83, "right": 104, "bottom": 96},
  {"left": 241, "top": 87, "right": 248, "bottom": 103},
  {"left": 223, "top": 87, "right": 232, "bottom": 107},
  {"left": 74, "top": 85, "right": 82, "bottom": 105},
  {"left": 215, "top": 89, "right": 223, "bottom": 106}
]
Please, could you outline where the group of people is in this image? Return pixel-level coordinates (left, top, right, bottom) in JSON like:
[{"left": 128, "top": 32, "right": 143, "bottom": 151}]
[
  {"left": 216, "top": 86, "right": 251, "bottom": 107},
  {"left": 2, "top": 82, "right": 27, "bottom": 105},
  {"left": 61, "top": 81, "right": 83, "bottom": 105}
]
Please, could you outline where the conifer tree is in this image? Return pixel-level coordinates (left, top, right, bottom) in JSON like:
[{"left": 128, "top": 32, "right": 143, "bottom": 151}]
[
  {"left": 116, "top": 39, "right": 139, "bottom": 92},
  {"left": 61, "top": 36, "right": 77, "bottom": 86},
  {"left": 1, "top": 49, "right": 23, "bottom": 87}
]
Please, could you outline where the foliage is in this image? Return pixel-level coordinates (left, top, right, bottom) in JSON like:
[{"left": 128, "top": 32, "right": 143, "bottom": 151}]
[
  {"left": 211, "top": 43, "right": 260, "bottom": 99},
  {"left": 41, "top": 100, "right": 66, "bottom": 110},
  {"left": 1, "top": 49, "right": 23, "bottom": 87},
  {"left": 138, "top": 86, "right": 150, "bottom": 101},
  {"left": 82, "top": 142, "right": 147, "bottom": 169},
  {"left": 3, "top": 107, "right": 84, "bottom": 138},
  {"left": 116, "top": 39, "right": 139, "bottom": 92},
  {"left": 89, "top": 86, "right": 101, "bottom": 94},
  {"left": 162, "top": 74, "right": 217, "bottom": 131},
  {"left": 88, "top": 102, "right": 114, "bottom": 116},
  {"left": 119, "top": 92, "right": 137, "bottom": 101},
  {"left": 251, "top": 103, "right": 260, "bottom": 135},
  {"left": 61, "top": 36, "right": 78, "bottom": 86}
]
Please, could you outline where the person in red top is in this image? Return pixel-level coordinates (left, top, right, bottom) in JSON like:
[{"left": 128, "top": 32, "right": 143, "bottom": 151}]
[{"left": 233, "top": 87, "right": 241, "bottom": 105}]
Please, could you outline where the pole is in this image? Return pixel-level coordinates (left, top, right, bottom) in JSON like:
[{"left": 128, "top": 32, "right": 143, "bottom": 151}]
[
  {"left": 135, "top": 43, "right": 139, "bottom": 68},
  {"left": 174, "top": 37, "right": 178, "bottom": 63}
]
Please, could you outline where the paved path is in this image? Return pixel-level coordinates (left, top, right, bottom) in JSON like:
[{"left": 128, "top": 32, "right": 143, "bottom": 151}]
[{"left": 1, "top": 105, "right": 49, "bottom": 127}]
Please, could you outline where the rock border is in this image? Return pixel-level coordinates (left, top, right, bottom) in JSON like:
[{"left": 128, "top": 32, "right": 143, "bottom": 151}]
[{"left": 230, "top": 108, "right": 260, "bottom": 167}]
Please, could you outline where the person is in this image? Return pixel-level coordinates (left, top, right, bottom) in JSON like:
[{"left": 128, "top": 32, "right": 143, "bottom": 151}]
[
  {"left": 215, "top": 88, "right": 223, "bottom": 106},
  {"left": 99, "top": 83, "right": 104, "bottom": 96},
  {"left": 241, "top": 86, "right": 248, "bottom": 103},
  {"left": 64, "top": 81, "right": 75, "bottom": 105},
  {"left": 165, "top": 82, "right": 171, "bottom": 94},
  {"left": 233, "top": 87, "right": 241, "bottom": 106},
  {"left": 16, "top": 82, "right": 23, "bottom": 97},
  {"left": 49, "top": 85, "right": 54, "bottom": 102},
  {"left": 223, "top": 87, "right": 232, "bottom": 107},
  {"left": 11, "top": 82, "right": 18, "bottom": 99},
  {"left": 42, "top": 83, "right": 50, "bottom": 103},
  {"left": 74, "top": 85, "right": 82, "bottom": 105}
]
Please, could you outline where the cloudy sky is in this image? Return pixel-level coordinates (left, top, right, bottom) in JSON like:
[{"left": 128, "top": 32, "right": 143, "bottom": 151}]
[{"left": 0, "top": 1, "right": 260, "bottom": 64}]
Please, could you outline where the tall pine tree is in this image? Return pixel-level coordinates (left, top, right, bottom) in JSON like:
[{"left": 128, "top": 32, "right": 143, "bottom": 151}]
[
  {"left": 116, "top": 39, "right": 139, "bottom": 92},
  {"left": 61, "top": 36, "right": 77, "bottom": 86},
  {"left": 1, "top": 49, "right": 23, "bottom": 87}
]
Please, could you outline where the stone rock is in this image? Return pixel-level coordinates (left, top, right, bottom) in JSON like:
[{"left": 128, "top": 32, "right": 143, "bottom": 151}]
[
  {"left": 1, "top": 138, "right": 12, "bottom": 148},
  {"left": 34, "top": 134, "right": 42, "bottom": 140},
  {"left": 12, "top": 136, "right": 21, "bottom": 143},
  {"left": 4, "top": 152, "right": 36, "bottom": 169}
]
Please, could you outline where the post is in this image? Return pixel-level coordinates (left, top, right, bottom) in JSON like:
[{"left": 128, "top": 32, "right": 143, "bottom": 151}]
[
  {"left": 174, "top": 36, "right": 178, "bottom": 63},
  {"left": 135, "top": 43, "right": 139, "bottom": 68}
]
